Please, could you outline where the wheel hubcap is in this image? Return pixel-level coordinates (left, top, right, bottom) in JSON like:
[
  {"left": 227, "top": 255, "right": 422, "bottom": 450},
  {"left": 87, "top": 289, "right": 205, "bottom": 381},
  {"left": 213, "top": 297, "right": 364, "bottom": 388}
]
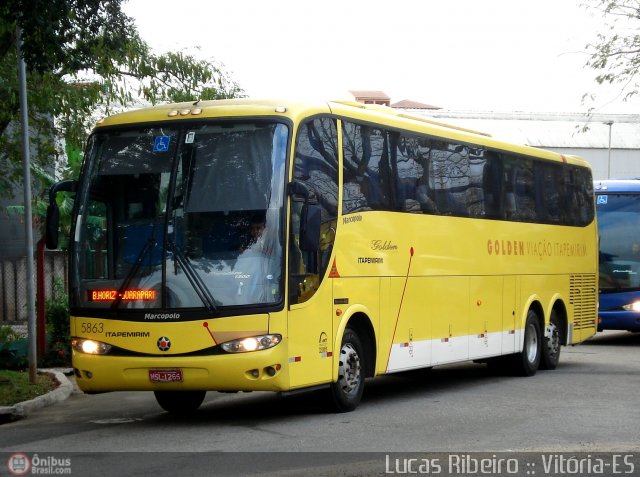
[
  {"left": 525, "top": 322, "right": 539, "bottom": 363},
  {"left": 338, "top": 342, "right": 361, "bottom": 396},
  {"left": 547, "top": 323, "right": 560, "bottom": 358}
]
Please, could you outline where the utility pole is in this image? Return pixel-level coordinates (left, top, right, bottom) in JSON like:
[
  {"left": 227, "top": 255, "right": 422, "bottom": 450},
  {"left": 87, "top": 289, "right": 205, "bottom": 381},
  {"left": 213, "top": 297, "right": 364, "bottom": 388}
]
[
  {"left": 16, "top": 26, "right": 38, "bottom": 384},
  {"left": 604, "top": 121, "right": 613, "bottom": 179}
]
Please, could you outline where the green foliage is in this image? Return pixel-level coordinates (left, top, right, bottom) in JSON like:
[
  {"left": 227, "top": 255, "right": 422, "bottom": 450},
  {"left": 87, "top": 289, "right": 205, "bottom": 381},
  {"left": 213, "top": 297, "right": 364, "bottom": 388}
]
[
  {"left": 0, "top": 280, "right": 71, "bottom": 370},
  {"left": 45, "top": 280, "right": 70, "bottom": 342},
  {"left": 0, "top": 325, "right": 28, "bottom": 370},
  {"left": 583, "top": 0, "right": 640, "bottom": 109},
  {"left": 41, "top": 279, "right": 71, "bottom": 367},
  {"left": 1, "top": 0, "right": 245, "bottom": 235},
  {"left": 0, "top": 0, "right": 135, "bottom": 75}
]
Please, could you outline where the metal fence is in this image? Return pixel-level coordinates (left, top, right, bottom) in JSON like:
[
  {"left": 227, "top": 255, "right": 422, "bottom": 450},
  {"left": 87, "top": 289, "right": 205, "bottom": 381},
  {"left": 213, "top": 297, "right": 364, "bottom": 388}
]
[{"left": 0, "top": 251, "right": 68, "bottom": 323}]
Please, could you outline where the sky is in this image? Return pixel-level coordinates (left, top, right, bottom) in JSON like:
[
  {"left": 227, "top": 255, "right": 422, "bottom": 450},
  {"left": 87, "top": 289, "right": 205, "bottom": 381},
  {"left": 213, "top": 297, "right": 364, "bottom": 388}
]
[{"left": 122, "top": 0, "right": 639, "bottom": 114}]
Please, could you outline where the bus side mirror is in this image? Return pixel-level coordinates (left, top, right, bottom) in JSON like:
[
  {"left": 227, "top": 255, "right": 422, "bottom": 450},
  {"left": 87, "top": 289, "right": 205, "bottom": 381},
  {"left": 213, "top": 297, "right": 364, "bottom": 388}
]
[
  {"left": 300, "top": 203, "right": 321, "bottom": 252},
  {"left": 46, "top": 179, "right": 77, "bottom": 250},
  {"left": 289, "top": 180, "right": 321, "bottom": 252},
  {"left": 46, "top": 203, "right": 60, "bottom": 249}
]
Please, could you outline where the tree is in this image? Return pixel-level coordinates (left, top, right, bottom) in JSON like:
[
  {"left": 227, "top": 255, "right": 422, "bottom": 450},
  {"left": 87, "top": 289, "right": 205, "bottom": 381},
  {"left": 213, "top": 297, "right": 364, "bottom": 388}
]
[
  {"left": 0, "top": 0, "right": 244, "bottom": 204},
  {"left": 583, "top": 0, "right": 640, "bottom": 109}
]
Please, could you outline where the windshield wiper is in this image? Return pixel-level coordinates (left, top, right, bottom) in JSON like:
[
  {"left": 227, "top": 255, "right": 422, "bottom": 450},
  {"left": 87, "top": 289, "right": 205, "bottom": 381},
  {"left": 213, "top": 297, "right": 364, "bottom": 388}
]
[
  {"left": 168, "top": 239, "right": 219, "bottom": 313},
  {"left": 111, "top": 237, "right": 157, "bottom": 310}
]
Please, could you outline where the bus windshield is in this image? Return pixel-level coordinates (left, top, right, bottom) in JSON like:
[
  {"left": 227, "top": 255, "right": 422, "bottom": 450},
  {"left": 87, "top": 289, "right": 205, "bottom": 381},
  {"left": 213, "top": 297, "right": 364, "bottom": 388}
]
[
  {"left": 597, "top": 193, "right": 640, "bottom": 292},
  {"left": 71, "top": 121, "right": 288, "bottom": 311}
]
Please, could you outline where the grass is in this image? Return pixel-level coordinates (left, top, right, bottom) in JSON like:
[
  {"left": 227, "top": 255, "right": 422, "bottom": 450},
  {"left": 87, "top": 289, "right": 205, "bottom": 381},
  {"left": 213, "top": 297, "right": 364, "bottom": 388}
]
[{"left": 0, "top": 370, "right": 58, "bottom": 407}]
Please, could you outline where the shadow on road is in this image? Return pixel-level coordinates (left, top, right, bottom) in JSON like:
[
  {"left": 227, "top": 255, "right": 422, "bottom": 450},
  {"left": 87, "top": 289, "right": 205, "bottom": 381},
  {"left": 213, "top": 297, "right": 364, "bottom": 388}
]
[
  {"left": 109, "top": 334, "right": 638, "bottom": 425},
  {"left": 583, "top": 330, "right": 640, "bottom": 347},
  {"left": 149, "top": 361, "right": 532, "bottom": 425}
]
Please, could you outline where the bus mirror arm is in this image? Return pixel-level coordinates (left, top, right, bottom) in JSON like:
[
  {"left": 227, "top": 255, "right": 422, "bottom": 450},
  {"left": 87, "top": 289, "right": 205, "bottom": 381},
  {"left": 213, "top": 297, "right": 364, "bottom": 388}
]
[
  {"left": 287, "top": 180, "right": 318, "bottom": 204},
  {"left": 46, "top": 179, "right": 77, "bottom": 250}
]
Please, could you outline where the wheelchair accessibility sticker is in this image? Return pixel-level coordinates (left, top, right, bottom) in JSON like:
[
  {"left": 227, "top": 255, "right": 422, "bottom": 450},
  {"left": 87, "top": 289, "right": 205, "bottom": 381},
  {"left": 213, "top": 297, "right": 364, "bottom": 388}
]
[
  {"left": 153, "top": 135, "right": 171, "bottom": 153},
  {"left": 597, "top": 195, "right": 608, "bottom": 205}
]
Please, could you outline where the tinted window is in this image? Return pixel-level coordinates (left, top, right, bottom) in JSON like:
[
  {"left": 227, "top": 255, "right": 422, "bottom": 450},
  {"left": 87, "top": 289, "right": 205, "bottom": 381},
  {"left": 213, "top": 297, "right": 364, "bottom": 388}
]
[
  {"left": 340, "top": 120, "right": 593, "bottom": 226},
  {"left": 290, "top": 117, "right": 339, "bottom": 304}
]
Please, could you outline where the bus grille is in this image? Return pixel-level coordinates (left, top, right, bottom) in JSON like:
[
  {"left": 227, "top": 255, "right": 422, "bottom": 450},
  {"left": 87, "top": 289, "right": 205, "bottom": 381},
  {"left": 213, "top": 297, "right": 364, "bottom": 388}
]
[{"left": 569, "top": 274, "right": 597, "bottom": 330}]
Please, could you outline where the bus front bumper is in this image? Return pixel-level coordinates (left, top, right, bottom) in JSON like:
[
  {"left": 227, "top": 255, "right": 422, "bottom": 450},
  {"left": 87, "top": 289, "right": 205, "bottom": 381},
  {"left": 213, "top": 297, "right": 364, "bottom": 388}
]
[
  {"left": 598, "top": 311, "right": 640, "bottom": 332},
  {"left": 72, "top": 345, "right": 290, "bottom": 393}
]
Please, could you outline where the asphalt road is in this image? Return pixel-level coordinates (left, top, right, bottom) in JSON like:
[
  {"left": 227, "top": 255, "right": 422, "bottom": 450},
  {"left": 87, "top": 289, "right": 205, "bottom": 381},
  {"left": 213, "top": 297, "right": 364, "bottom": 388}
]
[{"left": 1, "top": 330, "right": 639, "bottom": 476}]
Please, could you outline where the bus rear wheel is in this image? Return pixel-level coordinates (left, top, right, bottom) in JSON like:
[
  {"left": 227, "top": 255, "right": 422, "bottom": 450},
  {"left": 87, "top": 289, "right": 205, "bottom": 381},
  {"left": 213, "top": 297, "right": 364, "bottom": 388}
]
[
  {"left": 511, "top": 310, "right": 542, "bottom": 376},
  {"left": 540, "top": 311, "right": 561, "bottom": 370},
  {"left": 329, "top": 328, "right": 365, "bottom": 412},
  {"left": 154, "top": 390, "right": 206, "bottom": 415}
]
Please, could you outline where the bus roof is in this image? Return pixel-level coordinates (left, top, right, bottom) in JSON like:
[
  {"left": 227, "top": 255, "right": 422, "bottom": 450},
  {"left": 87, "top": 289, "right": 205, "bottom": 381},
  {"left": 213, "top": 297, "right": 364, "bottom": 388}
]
[{"left": 95, "top": 98, "right": 591, "bottom": 169}]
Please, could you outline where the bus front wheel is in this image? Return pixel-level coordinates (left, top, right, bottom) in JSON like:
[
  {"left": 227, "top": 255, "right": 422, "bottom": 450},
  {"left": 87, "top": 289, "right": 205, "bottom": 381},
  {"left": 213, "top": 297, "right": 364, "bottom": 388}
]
[
  {"left": 540, "top": 311, "right": 561, "bottom": 370},
  {"left": 512, "top": 310, "right": 542, "bottom": 376},
  {"left": 329, "top": 327, "right": 365, "bottom": 412},
  {"left": 154, "top": 390, "right": 206, "bottom": 415}
]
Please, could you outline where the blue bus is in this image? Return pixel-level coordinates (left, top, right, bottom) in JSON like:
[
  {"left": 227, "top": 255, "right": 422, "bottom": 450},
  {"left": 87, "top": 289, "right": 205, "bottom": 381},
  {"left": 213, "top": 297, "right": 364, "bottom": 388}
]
[{"left": 595, "top": 179, "right": 640, "bottom": 332}]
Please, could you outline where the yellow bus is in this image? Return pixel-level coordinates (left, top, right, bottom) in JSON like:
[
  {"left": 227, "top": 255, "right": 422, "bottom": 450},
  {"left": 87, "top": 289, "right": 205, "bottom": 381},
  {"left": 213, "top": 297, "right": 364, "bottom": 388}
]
[{"left": 46, "top": 99, "right": 598, "bottom": 414}]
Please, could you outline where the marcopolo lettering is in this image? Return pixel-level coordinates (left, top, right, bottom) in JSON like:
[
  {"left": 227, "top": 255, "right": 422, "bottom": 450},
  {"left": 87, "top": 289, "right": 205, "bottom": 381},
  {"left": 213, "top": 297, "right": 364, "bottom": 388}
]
[
  {"left": 144, "top": 313, "right": 181, "bottom": 320},
  {"left": 343, "top": 215, "right": 363, "bottom": 224}
]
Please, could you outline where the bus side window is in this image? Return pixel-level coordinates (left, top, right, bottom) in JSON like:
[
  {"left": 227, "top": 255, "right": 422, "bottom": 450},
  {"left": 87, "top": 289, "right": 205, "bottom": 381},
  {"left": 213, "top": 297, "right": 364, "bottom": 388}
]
[
  {"left": 503, "top": 156, "right": 536, "bottom": 221},
  {"left": 482, "top": 151, "right": 504, "bottom": 219},
  {"left": 342, "top": 122, "right": 396, "bottom": 213},
  {"left": 394, "top": 133, "right": 425, "bottom": 214},
  {"left": 289, "top": 117, "right": 338, "bottom": 305},
  {"left": 538, "top": 162, "right": 564, "bottom": 224}
]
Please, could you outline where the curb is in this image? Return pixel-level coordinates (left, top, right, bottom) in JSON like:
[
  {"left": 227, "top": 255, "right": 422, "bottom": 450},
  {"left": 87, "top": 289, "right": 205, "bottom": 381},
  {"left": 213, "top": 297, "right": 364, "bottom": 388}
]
[{"left": 0, "top": 368, "right": 74, "bottom": 422}]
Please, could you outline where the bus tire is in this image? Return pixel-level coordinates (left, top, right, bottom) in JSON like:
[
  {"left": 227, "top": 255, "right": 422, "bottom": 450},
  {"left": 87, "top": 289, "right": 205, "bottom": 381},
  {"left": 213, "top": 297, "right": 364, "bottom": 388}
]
[
  {"left": 154, "top": 390, "right": 206, "bottom": 415},
  {"left": 511, "top": 310, "right": 542, "bottom": 376},
  {"left": 540, "top": 310, "right": 561, "bottom": 370},
  {"left": 329, "top": 327, "right": 365, "bottom": 412}
]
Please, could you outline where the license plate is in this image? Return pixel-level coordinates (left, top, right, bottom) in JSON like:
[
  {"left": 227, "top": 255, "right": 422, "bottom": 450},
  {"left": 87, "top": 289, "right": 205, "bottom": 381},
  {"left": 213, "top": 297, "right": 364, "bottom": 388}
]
[{"left": 149, "top": 369, "right": 183, "bottom": 383}]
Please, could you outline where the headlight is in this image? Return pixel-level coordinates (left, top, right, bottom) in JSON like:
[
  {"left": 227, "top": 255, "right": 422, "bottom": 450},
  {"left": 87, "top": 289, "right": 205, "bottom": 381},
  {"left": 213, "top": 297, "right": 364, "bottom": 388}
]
[
  {"left": 622, "top": 301, "right": 640, "bottom": 312},
  {"left": 220, "top": 334, "right": 281, "bottom": 353},
  {"left": 71, "top": 338, "right": 112, "bottom": 355}
]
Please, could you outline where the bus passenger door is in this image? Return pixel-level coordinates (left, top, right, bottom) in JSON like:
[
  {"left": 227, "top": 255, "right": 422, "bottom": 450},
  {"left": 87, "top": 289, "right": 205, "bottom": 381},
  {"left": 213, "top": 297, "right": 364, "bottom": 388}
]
[
  {"left": 286, "top": 203, "right": 336, "bottom": 388},
  {"left": 287, "top": 116, "right": 339, "bottom": 389},
  {"left": 287, "top": 280, "right": 334, "bottom": 389}
]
